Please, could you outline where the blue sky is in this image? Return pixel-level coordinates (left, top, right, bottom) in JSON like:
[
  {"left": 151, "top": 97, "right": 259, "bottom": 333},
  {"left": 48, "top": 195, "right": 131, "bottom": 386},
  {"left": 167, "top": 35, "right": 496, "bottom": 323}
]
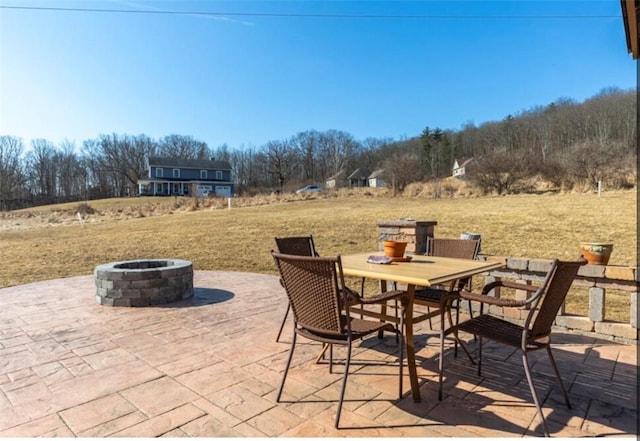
[{"left": 0, "top": 1, "right": 636, "bottom": 150}]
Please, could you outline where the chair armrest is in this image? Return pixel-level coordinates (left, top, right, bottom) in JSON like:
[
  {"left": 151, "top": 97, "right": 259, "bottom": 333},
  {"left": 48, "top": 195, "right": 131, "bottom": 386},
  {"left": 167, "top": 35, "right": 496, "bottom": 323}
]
[
  {"left": 346, "top": 288, "right": 406, "bottom": 305},
  {"left": 460, "top": 289, "right": 528, "bottom": 307},
  {"left": 481, "top": 280, "right": 539, "bottom": 295}
]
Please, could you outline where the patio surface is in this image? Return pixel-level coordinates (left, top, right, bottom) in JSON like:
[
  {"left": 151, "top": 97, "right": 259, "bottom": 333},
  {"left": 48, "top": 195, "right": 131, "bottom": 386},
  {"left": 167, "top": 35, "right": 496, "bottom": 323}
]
[{"left": 0, "top": 271, "right": 636, "bottom": 437}]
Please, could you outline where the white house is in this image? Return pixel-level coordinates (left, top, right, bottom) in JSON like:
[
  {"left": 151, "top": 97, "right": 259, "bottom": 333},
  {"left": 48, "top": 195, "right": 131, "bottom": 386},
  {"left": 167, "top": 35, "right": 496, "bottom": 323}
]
[
  {"left": 452, "top": 158, "right": 474, "bottom": 179},
  {"left": 325, "top": 170, "right": 346, "bottom": 189},
  {"left": 368, "top": 169, "right": 386, "bottom": 188}
]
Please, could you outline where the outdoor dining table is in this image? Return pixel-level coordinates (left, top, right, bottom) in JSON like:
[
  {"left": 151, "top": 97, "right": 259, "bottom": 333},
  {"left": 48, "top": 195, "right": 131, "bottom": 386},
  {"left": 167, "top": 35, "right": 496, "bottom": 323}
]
[{"left": 340, "top": 252, "right": 504, "bottom": 402}]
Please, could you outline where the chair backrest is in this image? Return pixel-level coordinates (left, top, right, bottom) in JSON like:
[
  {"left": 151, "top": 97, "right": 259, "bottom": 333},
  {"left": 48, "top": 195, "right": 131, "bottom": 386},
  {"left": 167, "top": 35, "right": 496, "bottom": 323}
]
[
  {"left": 426, "top": 237, "right": 480, "bottom": 260},
  {"left": 427, "top": 238, "right": 480, "bottom": 290},
  {"left": 274, "top": 236, "right": 319, "bottom": 257},
  {"left": 271, "top": 252, "right": 346, "bottom": 336},
  {"left": 528, "top": 259, "right": 586, "bottom": 340}
]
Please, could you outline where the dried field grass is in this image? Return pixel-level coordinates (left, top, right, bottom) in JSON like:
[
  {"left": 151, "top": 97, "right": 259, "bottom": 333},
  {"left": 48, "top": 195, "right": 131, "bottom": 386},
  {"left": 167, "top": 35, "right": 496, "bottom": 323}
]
[{"left": 0, "top": 187, "right": 636, "bottom": 321}]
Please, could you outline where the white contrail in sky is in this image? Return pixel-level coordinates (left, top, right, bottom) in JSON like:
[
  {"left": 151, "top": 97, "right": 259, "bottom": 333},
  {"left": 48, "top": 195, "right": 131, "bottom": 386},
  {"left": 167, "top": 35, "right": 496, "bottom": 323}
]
[{"left": 109, "top": 0, "right": 255, "bottom": 26}]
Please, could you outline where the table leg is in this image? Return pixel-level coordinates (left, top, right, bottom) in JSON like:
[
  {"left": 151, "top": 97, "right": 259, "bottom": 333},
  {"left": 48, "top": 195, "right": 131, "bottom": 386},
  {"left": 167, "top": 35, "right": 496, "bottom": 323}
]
[
  {"left": 315, "top": 343, "right": 329, "bottom": 364},
  {"left": 403, "top": 284, "right": 421, "bottom": 401},
  {"left": 378, "top": 280, "right": 388, "bottom": 339}
]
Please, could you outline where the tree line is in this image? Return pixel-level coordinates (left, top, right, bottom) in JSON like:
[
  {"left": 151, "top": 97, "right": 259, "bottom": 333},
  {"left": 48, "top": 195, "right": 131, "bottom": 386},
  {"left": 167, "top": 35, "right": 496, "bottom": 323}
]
[{"left": 0, "top": 87, "right": 635, "bottom": 210}]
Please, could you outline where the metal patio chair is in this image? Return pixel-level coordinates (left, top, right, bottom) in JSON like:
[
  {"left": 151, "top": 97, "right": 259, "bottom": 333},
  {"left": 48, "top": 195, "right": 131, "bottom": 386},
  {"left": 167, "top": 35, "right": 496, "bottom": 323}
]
[
  {"left": 401, "top": 237, "right": 482, "bottom": 362},
  {"left": 271, "top": 251, "right": 406, "bottom": 428},
  {"left": 274, "top": 236, "right": 319, "bottom": 342},
  {"left": 442, "top": 258, "right": 586, "bottom": 436},
  {"left": 414, "top": 237, "right": 481, "bottom": 329},
  {"left": 274, "top": 235, "right": 367, "bottom": 344}
]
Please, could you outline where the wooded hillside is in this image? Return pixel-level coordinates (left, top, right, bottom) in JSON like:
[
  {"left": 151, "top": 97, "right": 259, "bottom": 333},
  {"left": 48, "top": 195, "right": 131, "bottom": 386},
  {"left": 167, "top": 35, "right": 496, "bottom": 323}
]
[{"left": 0, "top": 87, "right": 635, "bottom": 210}]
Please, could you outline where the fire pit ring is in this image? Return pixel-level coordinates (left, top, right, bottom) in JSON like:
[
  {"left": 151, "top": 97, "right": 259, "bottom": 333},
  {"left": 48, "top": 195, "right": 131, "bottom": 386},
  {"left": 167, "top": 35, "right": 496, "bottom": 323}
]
[{"left": 95, "top": 259, "right": 193, "bottom": 306}]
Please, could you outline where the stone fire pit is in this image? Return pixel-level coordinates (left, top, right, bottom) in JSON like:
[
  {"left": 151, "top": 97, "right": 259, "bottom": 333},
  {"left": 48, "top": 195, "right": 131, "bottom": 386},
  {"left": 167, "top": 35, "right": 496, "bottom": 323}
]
[{"left": 95, "top": 259, "right": 193, "bottom": 306}]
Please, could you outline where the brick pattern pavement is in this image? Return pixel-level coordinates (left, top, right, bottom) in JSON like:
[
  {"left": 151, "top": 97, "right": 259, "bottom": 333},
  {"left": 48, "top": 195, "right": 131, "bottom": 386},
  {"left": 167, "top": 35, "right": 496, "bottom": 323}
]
[{"left": 0, "top": 271, "right": 636, "bottom": 437}]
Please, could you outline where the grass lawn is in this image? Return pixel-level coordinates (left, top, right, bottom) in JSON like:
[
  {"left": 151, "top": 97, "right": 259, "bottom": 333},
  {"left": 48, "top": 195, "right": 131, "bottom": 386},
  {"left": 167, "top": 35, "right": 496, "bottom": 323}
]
[{"left": 1, "top": 189, "right": 636, "bottom": 321}]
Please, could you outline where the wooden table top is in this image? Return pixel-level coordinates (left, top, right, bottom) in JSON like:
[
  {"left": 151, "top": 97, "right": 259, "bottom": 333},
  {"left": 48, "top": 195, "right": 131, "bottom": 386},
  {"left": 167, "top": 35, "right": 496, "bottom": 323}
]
[{"left": 340, "top": 252, "right": 504, "bottom": 287}]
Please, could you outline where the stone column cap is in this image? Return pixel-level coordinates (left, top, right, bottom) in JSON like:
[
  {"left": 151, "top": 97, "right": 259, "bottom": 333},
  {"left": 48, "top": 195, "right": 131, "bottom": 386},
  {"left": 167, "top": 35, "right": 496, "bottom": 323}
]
[{"left": 377, "top": 219, "right": 438, "bottom": 227}]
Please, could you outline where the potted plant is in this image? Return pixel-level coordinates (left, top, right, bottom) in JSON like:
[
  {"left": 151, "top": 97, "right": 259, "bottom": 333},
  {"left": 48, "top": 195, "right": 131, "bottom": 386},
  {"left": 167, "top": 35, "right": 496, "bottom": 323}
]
[
  {"left": 383, "top": 240, "right": 407, "bottom": 258},
  {"left": 579, "top": 242, "right": 614, "bottom": 265}
]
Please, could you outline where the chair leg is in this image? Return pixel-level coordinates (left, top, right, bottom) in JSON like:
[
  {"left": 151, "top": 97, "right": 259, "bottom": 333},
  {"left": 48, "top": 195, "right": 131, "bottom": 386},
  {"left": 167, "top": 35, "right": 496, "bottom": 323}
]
[
  {"left": 448, "top": 303, "right": 475, "bottom": 365},
  {"left": 394, "top": 300, "right": 399, "bottom": 343},
  {"left": 438, "top": 324, "right": 445, "bottom": 400},
  {"left": 477, "top": 336, "right": 483, "bottom": 376},
  {"left": 457, "top": 338, "right": 476, "bottom": 365},
  {"left": 335, "top": 338, "right": 353, "bottom": 429},
  {"left": 522, "top": 351, "right": 550, "bottom": 437},
  {"left": 546, "top": 346, "right": 572, "bottom": 409},
  {"left": 359, "top": 277, "right": 365, "bottom": 320},
  {"left": 398, "top": 315, "right": 405, "bottom": 398},
  {"left": 467, "top": 299, "right": 477, "bottom": 342},
  {"left": 378, "top": 302, "right": 388, "bottom": 339},
  {"left": 277, "top": 332, "right": 297, "bottom": 402},
  {"left": 453, "top": 299, "right": 460, "bottom": 357},
  {"left": 275, "top": 303, "right": 290, "bottom": 342},
  {"left": 329, "top": 344, "right": 334, "bottom": 373}
]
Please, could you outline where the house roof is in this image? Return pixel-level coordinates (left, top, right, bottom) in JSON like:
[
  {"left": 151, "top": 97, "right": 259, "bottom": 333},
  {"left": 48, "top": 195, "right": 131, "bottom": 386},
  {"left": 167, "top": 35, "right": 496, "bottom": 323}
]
[
  {"left": 368, "top": 169, "right": 385, "bottom": 179},
  {"left": 453, "top": 158, "right": 474, "bottom": 169},
  {"left": 148, "top": 156, "right": 231, "bottom": 170},
  {"left": 347, "top": 168, "right": 371, "bottom": 180},
  {"left": 326, "top": 170, "right": 346, "bottom": 181},
  {"left": 621, "top": 0, "right": 640, "bottom": 58}
]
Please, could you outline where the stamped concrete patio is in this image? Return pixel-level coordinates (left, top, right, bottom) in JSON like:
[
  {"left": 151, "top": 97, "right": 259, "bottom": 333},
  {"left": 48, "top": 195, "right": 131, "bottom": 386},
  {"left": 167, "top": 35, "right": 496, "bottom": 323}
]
[{"left": 0, "top": 271, "right": 636, "bottom": 437}]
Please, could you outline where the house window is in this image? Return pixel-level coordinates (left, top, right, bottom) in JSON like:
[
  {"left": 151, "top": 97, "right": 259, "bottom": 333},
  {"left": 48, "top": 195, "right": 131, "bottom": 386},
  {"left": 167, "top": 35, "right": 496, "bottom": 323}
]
[
  {"left": 200, "top": 170, "right": 207, "bottom": 179},
  {"left": 173, "top": 169, "right": 180, "bottom": 178},
  {"left": 156, "top": 168, "right": 163, "bottom": 178},
  {"left": 216, "top": 171, "right": 223, "bottom": 180}
]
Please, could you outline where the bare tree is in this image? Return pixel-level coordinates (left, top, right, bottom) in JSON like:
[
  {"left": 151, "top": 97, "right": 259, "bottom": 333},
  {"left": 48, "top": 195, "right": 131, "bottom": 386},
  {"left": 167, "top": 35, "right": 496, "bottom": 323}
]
[
  {"left": 157, "top": 134, "right": 207, "bottom": 159},
  {"left": 562, "top": 139, "right": 626, "bottom": 189},
  {"left": 264, "top": 140, "right": 297, "bottom": 191},
  {"left": 468, "top": 150, "right": 534, "bottom": 195},
  {"left": 82, "top": 139, "right": 114, "bottom": 199},
  {"left": 316, "top": 130, "right": 359, "bottom": 179},
  {"left": 290, "top": 130, "right": 320, "bottom": 182},
  {"left": 0, "top": 136, "right": 27, "bottom": 210},
  {"left": 356, "top": 136, "right": 394, "bottom": 172},
  {"left": 228, "top": 144, "right": 263, "bottom": 195},
  {"left": 56, "top": 140, "right": 87, "bottom": 201},
  {"left": 209, "top": 143, "right": 231, "bottom": 162},
  {"left": 94, "top": 134, "right": 157, "bottom": 196},
  {"left": 26, "top": 139, "right": 58, "bottom": 204},
  {"left": 382, "top": 152, "right": 422, "bottom": 195}
]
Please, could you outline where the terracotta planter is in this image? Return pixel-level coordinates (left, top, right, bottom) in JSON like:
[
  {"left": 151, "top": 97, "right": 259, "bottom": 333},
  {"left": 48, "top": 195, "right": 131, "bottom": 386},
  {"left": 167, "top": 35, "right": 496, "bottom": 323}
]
[
  {"left": 579, "top": 242, "right": 613, "bottom": 265},
  {"left": 383, "top": 240, "right": 407, "bottom": 258}
]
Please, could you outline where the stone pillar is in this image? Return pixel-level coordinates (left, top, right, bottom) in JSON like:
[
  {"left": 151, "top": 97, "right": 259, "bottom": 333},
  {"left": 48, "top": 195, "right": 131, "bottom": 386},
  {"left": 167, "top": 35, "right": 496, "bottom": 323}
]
[
  {"left": 589, "top": 286, "right": 605, "bottom": 322},
  {"left": 631, "top": 292, "right": 638, "bottom": 329},
  {"left": 515, "top": 279, "right": 532, "bottom": 310},
  {"left": 377, "top": 219, "right": 437, "bottom": 255}
]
